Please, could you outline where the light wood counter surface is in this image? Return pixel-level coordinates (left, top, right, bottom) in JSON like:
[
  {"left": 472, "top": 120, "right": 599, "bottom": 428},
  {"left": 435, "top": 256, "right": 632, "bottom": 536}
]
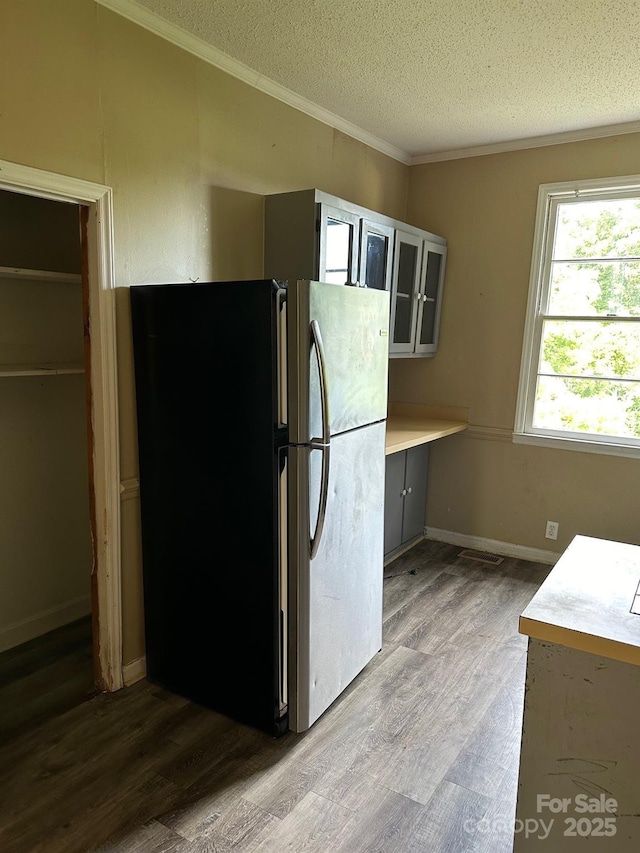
[
  {"left": 385, "top": 401, "right": 468, "bottom": 455},
  {"left": 519, "top": 534, "right": 640, "bottom": 666}
]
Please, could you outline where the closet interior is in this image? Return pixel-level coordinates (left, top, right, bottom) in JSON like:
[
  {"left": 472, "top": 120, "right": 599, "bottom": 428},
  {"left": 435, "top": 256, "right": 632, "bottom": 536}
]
[{"left": 0, "top": 189, "right": 94, "bottom": 742}]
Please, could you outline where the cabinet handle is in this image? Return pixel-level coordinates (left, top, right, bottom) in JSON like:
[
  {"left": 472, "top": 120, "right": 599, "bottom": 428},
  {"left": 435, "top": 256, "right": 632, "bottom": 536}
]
[
  {"left": 401, "top": 489, "right": 407, "bottom": 496},
  {"left": 424, "top": 296, "right": 435, "bottom": 303},
  {"left": 407, "top": 486, "right": 412, "bottom": 494}
]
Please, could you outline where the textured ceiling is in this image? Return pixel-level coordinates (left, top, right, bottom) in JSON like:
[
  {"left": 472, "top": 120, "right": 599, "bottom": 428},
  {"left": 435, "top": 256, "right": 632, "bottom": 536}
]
[{"left": 107, "top": 0, "right": 640, "bottom": 161}]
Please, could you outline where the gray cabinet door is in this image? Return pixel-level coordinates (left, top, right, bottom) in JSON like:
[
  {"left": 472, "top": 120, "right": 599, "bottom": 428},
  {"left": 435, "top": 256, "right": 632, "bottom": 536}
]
[
  {"left": 401, "top": 444, "right": 429, "bottom": 543},
  {"left": 384, "top": 451, "right": 406, "bottom": 557},
  {"left": 384, "top": 445, "right": 429, "bottom": 560},
  {"left": 360, "top": 219, "right": 394, "bottom": 291},
  {"left": 415, "top": 241, "right": 447, "bottom": 356},
  {"left": 389, "top": 230, "right": 422, "bottom": 354},
  {"left": 318, "top": 204, "right": 360, "bottom": 285}
]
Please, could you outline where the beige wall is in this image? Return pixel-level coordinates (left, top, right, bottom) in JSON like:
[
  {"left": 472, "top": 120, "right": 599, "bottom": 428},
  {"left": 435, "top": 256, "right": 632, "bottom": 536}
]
[
  {"left": 0, "top": 0, "right": 408, "bottom": 665},
  {"left": 391, "top": 135, "right": 640, "bottom": 554}
]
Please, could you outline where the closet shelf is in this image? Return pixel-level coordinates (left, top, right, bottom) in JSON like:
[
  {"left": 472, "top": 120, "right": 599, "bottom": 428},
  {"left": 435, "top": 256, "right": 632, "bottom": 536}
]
[
  {"left": 0, "top": 266, "right": 82, "bottom": 285},
  {"left": 0, "top": 363, "right": 84, "bottom": 377}
]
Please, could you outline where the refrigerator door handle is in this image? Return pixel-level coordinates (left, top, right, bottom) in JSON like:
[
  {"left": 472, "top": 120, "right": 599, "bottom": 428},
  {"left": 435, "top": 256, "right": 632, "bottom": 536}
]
[
  {"left": 309, "top": 445, "right": 330, "bottom": 560},
  {"left": 309, "top": 319, "right": 331, "bottom": 560},
  {"left": 309, "top": 320, "right": 330, "bottom": 446}
]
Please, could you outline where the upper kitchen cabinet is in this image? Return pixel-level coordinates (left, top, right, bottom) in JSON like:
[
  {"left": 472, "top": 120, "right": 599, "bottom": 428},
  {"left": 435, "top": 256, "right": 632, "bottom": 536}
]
[
  {"left": 264, "top": 188, "right": 447, "bottom": 356},
  {"left": 265, "top": 189, "right": 357, "bottom": 285},
  {"left": 389, "top": 236, "right": 447, "bottom": 358},
  {"left": 264, "top": 189, "right": 395, "bottom": 289}
]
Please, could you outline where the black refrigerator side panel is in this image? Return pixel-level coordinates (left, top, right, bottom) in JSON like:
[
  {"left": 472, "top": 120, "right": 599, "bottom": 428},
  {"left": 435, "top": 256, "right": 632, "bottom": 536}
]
[{"left": 130, "top": 281, "right": 285, "bottom": 735}]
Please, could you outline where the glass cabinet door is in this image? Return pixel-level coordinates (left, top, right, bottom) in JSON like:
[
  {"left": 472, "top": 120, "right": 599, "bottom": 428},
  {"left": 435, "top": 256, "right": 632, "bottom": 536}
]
[
  {"left": 389, "top": 230, "right": 422, "bottom": 354},
  {"left": 318, "top": 205, "right": 359, "bottom": 285},
  {"left": 415, "top": 241, "right": 447, "bottom": 355},
  {"left": 360, "top": 220, "right": 394, "bottom": 290}
]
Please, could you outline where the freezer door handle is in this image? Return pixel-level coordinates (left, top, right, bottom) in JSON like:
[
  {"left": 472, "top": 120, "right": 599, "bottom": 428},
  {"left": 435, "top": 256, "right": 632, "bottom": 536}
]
[
  {"left": 309, "top": 319, "right": 331, "bottom": 560},
  {"left": 309, "top": 320, "right": 330, "bottom": 446}
]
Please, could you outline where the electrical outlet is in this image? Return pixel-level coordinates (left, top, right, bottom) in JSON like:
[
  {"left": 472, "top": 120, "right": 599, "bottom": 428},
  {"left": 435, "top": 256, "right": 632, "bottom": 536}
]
[{"left": 545, "top": 520, "right": 559, "bottom": 540}]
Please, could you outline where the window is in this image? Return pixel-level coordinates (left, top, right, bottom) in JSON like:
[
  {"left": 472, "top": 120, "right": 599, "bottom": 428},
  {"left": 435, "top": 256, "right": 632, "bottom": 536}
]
[{"left": 515, "top": 175, "right": 640, "bottom": 457}]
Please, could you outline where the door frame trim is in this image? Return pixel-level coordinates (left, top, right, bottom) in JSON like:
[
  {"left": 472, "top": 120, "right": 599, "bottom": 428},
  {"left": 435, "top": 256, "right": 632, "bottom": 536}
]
[{"left": 0, "top": 159, "right": 123, "bottom": 691}]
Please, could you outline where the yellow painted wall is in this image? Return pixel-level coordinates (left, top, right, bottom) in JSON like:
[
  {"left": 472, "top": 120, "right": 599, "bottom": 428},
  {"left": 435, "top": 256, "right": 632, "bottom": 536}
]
[
  {"left": 0, "top": 0, "right": 408, "bottom": 664},
  {"left": 394, "top": 135, "right": 640, "bottom": 554}
]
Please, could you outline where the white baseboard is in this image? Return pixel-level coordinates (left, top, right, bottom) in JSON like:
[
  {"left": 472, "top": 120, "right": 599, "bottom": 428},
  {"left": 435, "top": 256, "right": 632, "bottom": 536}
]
[
  {"left": 425, "top": 527, "right": 561, "bottom": 565},
  {"left": 0, "top": 595, "right": 92, "bottom": 654},
  {"left": 122, "top": 655, "right": 147, "bottom": 686}
]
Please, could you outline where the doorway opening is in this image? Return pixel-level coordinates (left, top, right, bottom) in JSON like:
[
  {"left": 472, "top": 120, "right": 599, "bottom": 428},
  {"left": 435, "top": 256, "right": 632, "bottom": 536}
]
[{"left": 0, "top": 160, "right": 122, "bottom": 734}]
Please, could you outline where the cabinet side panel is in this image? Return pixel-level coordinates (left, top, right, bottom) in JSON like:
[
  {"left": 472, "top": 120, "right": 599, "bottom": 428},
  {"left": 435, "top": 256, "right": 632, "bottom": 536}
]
[
  {"left": 515, "top": 639, "right": 640, "bottom": 851},
  {"left": 264, "top": 191, "right": 318, "bottom": 282}
]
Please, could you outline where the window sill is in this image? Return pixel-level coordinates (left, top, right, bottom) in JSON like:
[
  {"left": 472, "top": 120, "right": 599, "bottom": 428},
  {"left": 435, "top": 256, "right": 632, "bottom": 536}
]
[{"left": 513, "top": 431, "right": 640, "bottom": 460}]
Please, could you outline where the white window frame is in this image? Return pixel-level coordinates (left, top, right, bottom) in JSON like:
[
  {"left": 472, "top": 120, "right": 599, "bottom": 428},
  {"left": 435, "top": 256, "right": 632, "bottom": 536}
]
[{"left": 514, "top": 174, "right": 640, "bottom": 460}]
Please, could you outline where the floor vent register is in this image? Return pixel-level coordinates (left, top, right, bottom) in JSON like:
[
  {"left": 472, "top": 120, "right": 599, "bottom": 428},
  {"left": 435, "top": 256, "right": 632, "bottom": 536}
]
[{"left": 457, "top": 549, "right": 504, "bottom": 566}]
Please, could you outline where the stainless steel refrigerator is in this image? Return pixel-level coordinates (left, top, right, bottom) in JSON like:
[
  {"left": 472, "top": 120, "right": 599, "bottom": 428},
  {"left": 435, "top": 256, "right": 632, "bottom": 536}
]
[{"left": 130, "top": 279, "right": 389, "bottom": 735}]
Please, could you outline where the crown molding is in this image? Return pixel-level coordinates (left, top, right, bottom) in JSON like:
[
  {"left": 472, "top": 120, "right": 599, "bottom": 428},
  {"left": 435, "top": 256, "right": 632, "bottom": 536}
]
[
  {"left": 94, "top": 1, "right": 640, "bottom": 169},
  {"left": 95, "top": 0, "right": 411, "bottom": 165},
  {"left": 410, "top": 119, "right": 640, "bottom": 165}
]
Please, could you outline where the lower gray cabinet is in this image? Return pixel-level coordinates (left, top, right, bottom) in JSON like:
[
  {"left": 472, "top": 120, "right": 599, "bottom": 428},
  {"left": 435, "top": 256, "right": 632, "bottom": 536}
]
[{"left": 384, "top": 444, "right": 429, "bottom": 561}]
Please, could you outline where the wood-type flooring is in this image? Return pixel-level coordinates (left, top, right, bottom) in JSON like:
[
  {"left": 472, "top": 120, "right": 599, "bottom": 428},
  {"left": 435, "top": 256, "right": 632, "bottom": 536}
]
[
  {"left": 0, "top": 540, "right": 550, "bottom": 853},
  {"left": 0, "top": 615, "right": 94, "bottom": 747}
]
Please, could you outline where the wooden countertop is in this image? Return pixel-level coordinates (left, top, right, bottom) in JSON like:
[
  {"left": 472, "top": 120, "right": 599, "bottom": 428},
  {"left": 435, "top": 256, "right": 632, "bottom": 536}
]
[
  {"left": 520, "top": 535, "right": 640, "bottom": 666},
  {"left": 385, "top": 401, "right": 468, "bottom": 455}
]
